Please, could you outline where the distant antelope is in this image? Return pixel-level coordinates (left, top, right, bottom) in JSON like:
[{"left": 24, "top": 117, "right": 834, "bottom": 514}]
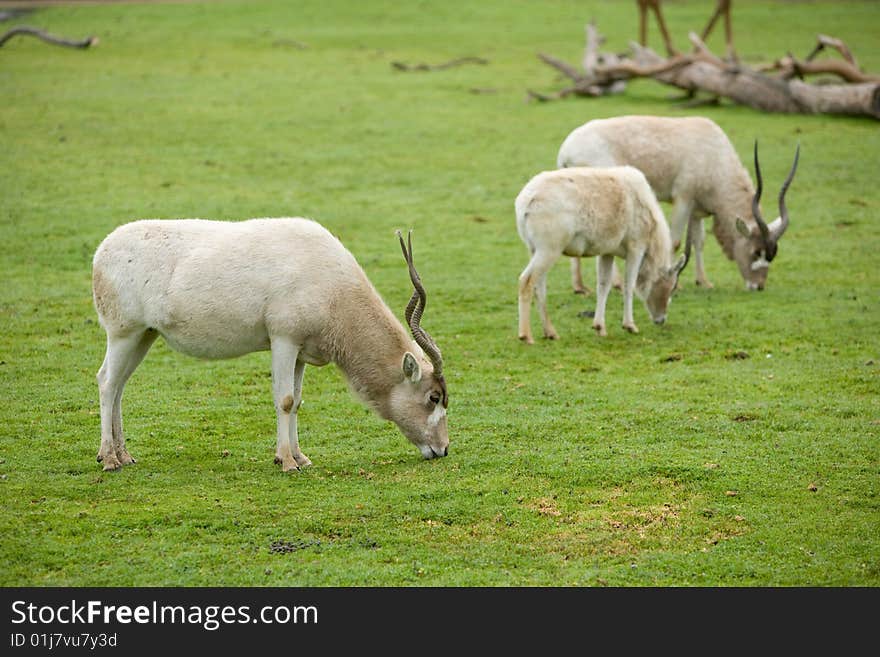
[
  {"left": 558, "top": 115, "right": 799, "bottom": 291},
  {"left": 637, "top": 0, "right": 736, "bottom": 60}
]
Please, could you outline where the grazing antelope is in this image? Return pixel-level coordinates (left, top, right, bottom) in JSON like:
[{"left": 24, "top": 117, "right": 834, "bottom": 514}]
[
  {"left": 516, "top": 166, "right": 688, "bottom": 342},
  {"left": 92, "top": 218, "right": 449, "bottom": 472},
  {"left": 557, "top": 115, "right": 799, "bottom": 291}
]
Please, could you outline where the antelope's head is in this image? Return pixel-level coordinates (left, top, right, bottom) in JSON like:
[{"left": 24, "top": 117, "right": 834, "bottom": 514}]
[
  {"left": 643, "top": 245, "right": 689, "bottom": 325},
  {"left": 735, "top": 141, "right": 800, "bottom": 290},
  {"left": 389, "top": 230, "right": 449, "bottom": 460}
]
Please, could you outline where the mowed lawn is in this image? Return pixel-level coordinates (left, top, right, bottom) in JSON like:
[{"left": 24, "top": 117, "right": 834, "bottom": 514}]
[{"left": 1, "top": 0, "right": 878, "bottom": 586}]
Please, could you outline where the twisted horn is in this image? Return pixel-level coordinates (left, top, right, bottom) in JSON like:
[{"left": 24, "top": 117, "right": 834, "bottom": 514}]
[
  {"left": 772, "top": 143, "right": 800, "bottom": 242},
  {"left": 751, "top": 140, "right": 771, "bottom": 247},
  {"left": 396, "top": 230, "right": 447, "bottom": 405},
  {"left": 678, "top": 220, "right": 692, "bottom": 274}
]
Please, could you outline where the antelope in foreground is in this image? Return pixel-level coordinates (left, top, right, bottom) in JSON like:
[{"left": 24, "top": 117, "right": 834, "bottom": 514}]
[
  {"left": 517, "top": 165, "right": 688, "bottom": 342},
  {"left": 557, "top": 115, "right": 799, "bottom": 292},
  {"left": 92, "top": 218, "right": 449, "bottom": 472}
]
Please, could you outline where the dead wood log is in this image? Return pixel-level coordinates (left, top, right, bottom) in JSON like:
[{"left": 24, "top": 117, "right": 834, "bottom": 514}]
[
  {"left": 0, "top": 26, "right": 97, "bottom": 49},
  {"left": 533, "top": 23, "right": 880, "bottom": 120}
]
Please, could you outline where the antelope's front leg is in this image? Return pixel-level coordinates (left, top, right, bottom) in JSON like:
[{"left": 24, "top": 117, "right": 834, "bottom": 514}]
[
  {"left": 622, "top": 249, "right": 645, "bottom": 334},
  {"left": 689, "top": 217, "right": 714, "bottom": 288},
  {"left": 592, "top": 255, "right": 615, "bottom": 337},
  {"left": 289, "top": 358, "right": 311, "bottom": 467},
  {"left": 271, "top": 338, "right": 304, "bottom": 472}
]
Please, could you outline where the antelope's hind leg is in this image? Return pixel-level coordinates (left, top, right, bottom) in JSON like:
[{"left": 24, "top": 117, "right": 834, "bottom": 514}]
[
  {"left": 570, "top": 257, "right": 591, "bottom": 295},
  {"left": 519, "top": 249, "right": 561, "bottom": 342},
  {"left": 96, "top": 329, "right": 157, "bottom": 470}
]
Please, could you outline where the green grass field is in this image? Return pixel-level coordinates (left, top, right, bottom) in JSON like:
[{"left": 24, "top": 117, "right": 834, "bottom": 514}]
[{"left": 1, "top": 0, "right": 878, "bottom": 586}]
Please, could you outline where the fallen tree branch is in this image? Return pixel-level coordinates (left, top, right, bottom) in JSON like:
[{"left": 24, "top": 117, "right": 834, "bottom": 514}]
[
  {"left": 526, "top": 88, "right": 579, "bottom": 102},
  {"left": 537, "top": 52, "right": 583, "bottom": 81},
  {"left": 806, "top": 34, "right": 857, "bottom": 67},
  {"left": 687, "top": 31, "right": 728, "bottom": 69},
  {"left": 767, "top": 54, "right": 880, "bottom": 84},
  {"left": 595, "top": 51, "right": 692, "bottom": 79},
  {"left": 0, "top": 26, "right": 97, "bottom": 49},
  {"left": 391, "top": 56, "right": 488, "bottom": 72},
  {"left": 582, "top": 20, "right": 603, "bottom": 74}
]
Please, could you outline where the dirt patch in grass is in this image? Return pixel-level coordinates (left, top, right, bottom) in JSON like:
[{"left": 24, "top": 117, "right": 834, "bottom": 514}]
[{"left": 269, "top": 538, "right": 322, "bottom": 554}]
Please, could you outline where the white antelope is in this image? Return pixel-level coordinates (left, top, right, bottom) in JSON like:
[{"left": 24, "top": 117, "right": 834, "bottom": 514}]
[
  {"left": 557, "top": 115, "right": 799, "bottom": 292},
  {"left": 516, "top": 166, "right": 688, "bottom": 342},
  {"left": 91, "top": 218, "right": 449, "bottom": 472}
]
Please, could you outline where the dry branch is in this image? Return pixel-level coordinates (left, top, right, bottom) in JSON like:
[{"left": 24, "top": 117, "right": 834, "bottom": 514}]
[
  {"left": 595, "top": 51, "right": 693, "bottom": 79},
  {"left": 528, "top": 22, "right": 627, "bottom": 101},
  {"left": 538, "top": 52, "right": 583, "bottom": 81},
  {"left": 0, "top": 26, "right": 97, "bottom": 49},
  {"left": 768, "top": 56, "right": 880, "bottom": 84},
  {"left": 391, "top": 56, "right": 488, "bottom": 72},
  {"left": 758, "top": 34, "right": 877, "bottom": 84},
  {"left": 806, "top": 34, "right": 857, "bottom": 67},
  {"left": 532, "top": 20, "right": 880, "bottom": 120},
  {"left": 582, "top": 21, "right": 603, "bottom": 73}
]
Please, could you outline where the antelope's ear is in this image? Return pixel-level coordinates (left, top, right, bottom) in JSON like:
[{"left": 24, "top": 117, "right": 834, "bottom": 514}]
[
  {"left": 402, "top": 352, "right": 422, "bottom": 383},
  {"left": 735, "top": 217, "right": 752, "bottom": 238}
]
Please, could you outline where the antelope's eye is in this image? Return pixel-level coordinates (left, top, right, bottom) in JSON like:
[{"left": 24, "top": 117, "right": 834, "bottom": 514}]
[{"left": 429, "top": 392, "right": 442, "bottom": 405}]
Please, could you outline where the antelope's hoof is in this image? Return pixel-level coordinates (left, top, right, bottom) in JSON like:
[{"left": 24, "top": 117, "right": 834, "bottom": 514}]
[
  {"left": 294, "top": 453, "right": 312, "bottom": 468},
  {"left": 544, "top": 331, "right": 559, "bottom": 341},
  {"left": 592, "top": 323, "right": 606, "bottom": 337},
  {"left": 116, "top": 450, "right": 136, "bottom": 466},
  {"left": 696, "top": 279, "right": 714, "bottom": 289},
  {"left": 623, "top": 323, "right": 639, "bottom": 334},
  {"left": 518, "top": 334, "right": 534, "bottom": 345}
]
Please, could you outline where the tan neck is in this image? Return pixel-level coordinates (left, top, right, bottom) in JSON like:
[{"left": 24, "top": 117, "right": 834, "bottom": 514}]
[
  {"left": 708, "top": 175, "right": 755, "bottom": 262},
  {"left": 638, "top": 206, "right": 673, "bottom": 289},
  {"left": 323, "top": 277, "right": 411, "bottom": 417}
]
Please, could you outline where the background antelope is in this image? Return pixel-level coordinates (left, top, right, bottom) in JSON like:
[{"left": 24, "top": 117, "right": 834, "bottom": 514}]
[
  {"left": 92, "top": 218, "right": 449, "bottom": 472},
  {"left": 637, "top": 0, "right": 736, "bottom": 60},
  {"left": 557, "top": 115, "right": 799, "bottom": 291}
]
